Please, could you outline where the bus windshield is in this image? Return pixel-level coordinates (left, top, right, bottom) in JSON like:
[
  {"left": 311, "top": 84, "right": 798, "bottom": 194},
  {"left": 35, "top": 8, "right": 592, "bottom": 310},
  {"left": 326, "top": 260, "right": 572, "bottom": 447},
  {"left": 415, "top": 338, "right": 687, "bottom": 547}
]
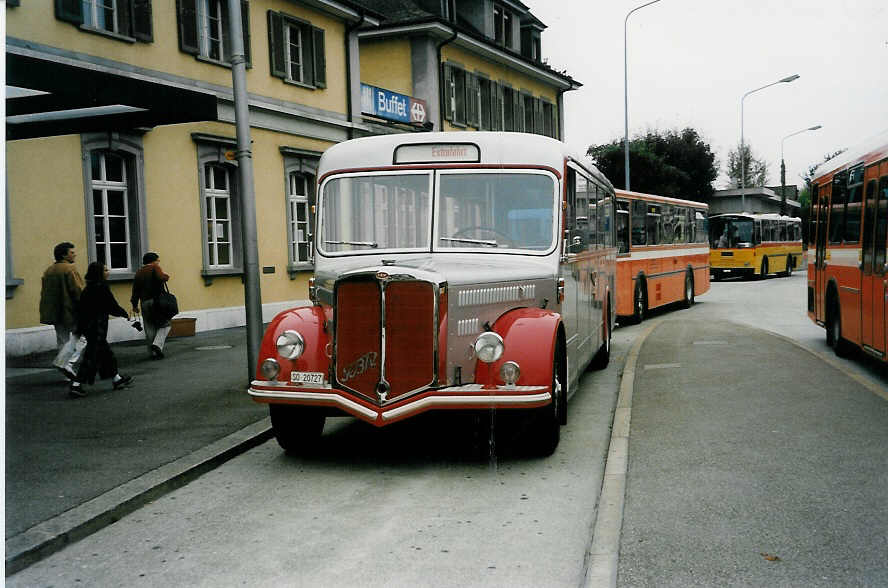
[
  {"left": 436, "top": 172, "right": 556, "bottom": 252},
  {"left": 319, "top": 172, "right": 432, "bottom": 254},
  {"left": 710, "top": 216, "right": 754, "bottom": 248}
]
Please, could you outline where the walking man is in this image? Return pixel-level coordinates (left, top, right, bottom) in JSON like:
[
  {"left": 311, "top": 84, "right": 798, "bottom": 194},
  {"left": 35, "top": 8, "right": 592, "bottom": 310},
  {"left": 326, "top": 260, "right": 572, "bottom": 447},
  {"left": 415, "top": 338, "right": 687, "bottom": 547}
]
[
  {"left": 131, "top": 252, "right": 172, "bottom": 359},
  {"left": 39, "top": 242, "right": 84, "bottom": 378}
]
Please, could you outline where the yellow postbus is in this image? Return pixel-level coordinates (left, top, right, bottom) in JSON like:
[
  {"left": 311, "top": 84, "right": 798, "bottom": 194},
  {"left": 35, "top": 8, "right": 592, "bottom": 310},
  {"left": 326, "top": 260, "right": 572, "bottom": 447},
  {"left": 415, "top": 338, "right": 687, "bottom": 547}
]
[{"left": 709, "top": 213, "right": 802, "bottom": 280}]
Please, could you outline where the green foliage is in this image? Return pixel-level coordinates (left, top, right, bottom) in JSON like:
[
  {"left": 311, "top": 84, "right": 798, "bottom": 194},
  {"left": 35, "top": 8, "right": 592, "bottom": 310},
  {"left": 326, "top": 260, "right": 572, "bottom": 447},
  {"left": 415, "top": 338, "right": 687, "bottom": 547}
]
[
  {"left": 586, "top": 128, "right": 718, "bottom": 202},
  {"left": 726, "top": 143, "right": 769, "bottom": 188}
]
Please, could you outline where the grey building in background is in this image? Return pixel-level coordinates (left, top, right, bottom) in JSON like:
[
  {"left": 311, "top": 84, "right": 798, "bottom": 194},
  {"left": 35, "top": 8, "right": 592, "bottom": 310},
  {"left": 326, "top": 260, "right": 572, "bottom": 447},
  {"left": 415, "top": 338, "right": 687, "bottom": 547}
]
[{"left": 709, "top": 186, "right": 801, "bottom": 217}]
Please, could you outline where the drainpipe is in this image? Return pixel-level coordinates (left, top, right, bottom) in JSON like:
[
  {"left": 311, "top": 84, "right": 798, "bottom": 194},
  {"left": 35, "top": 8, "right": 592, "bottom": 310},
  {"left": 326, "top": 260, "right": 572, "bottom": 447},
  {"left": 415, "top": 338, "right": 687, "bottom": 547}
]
[
  {"left": 345, "top": 13, "right": 367, "bottom": 140},
  {"left": 436, "top": 30, "right": 458, "bottom": 131}
]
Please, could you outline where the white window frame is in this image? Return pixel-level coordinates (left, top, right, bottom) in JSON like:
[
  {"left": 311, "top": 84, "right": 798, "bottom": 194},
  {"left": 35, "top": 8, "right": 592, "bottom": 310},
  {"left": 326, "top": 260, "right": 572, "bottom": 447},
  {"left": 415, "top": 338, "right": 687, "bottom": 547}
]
[
  {"left": 285, "top": 21, "right": 304, "bottom": 83},
  {"left": 288, "top": 172, "right": 312, "bottom": 265},
  {"left": 91, "top": 151, "right": 133, "bottom": 273},
  {"left": 204, "top": 163, "right": 234, "bottom": 269},
  {"left": 198, "top": 0, "right": 226, "bottom": 61},
  {"left": 82, "top": 0, "right": 118, "bottom": 33}
]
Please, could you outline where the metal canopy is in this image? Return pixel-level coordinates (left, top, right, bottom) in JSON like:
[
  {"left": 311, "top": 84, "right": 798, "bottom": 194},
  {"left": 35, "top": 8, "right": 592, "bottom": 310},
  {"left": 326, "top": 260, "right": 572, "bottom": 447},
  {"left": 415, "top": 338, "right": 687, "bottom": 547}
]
[{"left": 6, "top": 52, "right": 219, "bottom": 141}]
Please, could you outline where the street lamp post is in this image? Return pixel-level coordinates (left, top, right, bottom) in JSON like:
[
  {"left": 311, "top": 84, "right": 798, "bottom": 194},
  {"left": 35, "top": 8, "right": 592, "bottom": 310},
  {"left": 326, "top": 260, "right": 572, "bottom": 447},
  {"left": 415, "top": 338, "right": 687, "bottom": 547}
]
[
  {"left": 739, "top": 74, "right": 800, "bottom": 212},
  {"left": 780, "top": 124, "right": 822, "bottom": 215},
  {"left": 624, "top": 0, "right": 663, "bottom": 191}
]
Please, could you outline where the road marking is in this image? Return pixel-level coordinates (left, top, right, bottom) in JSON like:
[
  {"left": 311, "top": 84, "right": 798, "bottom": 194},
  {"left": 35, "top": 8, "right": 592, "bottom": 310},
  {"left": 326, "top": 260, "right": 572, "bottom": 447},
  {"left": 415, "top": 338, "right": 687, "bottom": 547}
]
[
  {"left": 643, "top": 362, "right": 681, "bottom": 370},
  {"left": 583, "top": 319, "right": 661, "bottom": 588}
]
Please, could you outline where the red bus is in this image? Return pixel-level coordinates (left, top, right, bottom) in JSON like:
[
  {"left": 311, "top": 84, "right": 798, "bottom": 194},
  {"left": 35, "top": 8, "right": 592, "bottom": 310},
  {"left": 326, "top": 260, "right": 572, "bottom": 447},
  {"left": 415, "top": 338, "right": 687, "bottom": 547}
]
[
  {"left": 614, "top": 190, "right": 710, "bottom": 323},
  {"left": 809, "top": 137, "right": 888, "bottom": 358}
]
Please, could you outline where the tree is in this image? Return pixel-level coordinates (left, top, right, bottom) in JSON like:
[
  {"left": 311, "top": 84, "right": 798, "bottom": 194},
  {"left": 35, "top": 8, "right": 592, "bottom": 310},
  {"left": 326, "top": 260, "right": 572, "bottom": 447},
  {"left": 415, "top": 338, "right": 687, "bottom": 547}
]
[
  {"left": 586, "top": 127, "right": 718, "bottom": 202},
  {"left": 726, "top": 143, "right": 770, "bottom": 188}
]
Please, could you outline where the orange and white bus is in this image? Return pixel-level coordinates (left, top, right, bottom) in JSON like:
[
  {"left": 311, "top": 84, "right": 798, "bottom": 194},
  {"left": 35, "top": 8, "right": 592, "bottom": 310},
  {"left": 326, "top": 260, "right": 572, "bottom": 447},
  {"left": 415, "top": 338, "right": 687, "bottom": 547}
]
[
  {"left": 809, "top": 137, "right": 888, "bottom": 359},
  {"left": 709, "top": 213, "right": 803, "bottom": 280},
  {"left": 614, "top": 190, "right": 710, "bottom": 323}
]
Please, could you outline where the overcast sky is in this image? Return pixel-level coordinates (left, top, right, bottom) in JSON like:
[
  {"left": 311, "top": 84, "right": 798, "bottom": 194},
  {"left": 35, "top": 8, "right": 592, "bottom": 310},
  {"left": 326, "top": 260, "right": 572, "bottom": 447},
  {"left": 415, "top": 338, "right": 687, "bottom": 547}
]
[{"left": 527, "top": 0, "right": 888, "bottom": 192}]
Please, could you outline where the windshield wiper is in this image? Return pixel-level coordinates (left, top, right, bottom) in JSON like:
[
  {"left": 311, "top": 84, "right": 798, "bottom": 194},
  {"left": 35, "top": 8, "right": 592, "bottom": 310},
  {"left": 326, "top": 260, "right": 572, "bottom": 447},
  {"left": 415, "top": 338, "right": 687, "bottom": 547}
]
[
  {"left": 324, "top": 240, "right": 378, "bottom": 248},
  {"left": 440, "top": 237, "right": 498, "bottom": 248}
]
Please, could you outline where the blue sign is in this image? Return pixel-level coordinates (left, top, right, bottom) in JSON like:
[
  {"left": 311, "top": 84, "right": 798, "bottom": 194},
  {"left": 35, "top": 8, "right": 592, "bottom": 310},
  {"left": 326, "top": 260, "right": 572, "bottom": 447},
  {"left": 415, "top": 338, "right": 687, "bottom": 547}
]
[{"left": 361, "top": 84, "right": 427, "bottom": 125}]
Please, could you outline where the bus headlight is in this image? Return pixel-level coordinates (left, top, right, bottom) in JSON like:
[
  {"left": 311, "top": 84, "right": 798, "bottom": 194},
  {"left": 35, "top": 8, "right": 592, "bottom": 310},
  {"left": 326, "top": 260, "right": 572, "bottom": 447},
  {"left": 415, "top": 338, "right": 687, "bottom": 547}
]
[
  {"left": 276, "top": 330, "right": 305, "bottom": 359},
  {"left": 474, "top": 332, "right": 504, "bottom": 363},
  {"left": 500, "top": 361, "right": 520, "bottom": 385},
  {"left": 261, "top": 358, "right": 280, "bottom": 380}
]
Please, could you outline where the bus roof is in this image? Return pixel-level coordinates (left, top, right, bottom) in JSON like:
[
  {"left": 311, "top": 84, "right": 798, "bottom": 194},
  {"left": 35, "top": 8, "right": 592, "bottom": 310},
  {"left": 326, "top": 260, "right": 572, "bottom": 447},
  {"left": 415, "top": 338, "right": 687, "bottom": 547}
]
[
  {"left": 812, "top": 129, "right": 888, "bottom": 182},
  {"left": 615, "top": 189, "right": 708, "bottom": 210},
  {"left": 317, "top": 131, "right": 614, "bottom": 191}
]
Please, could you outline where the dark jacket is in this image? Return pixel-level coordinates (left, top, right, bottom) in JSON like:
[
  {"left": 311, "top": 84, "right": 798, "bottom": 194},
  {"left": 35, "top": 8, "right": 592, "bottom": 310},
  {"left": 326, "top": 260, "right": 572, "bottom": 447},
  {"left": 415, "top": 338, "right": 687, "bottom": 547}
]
[{"left": 76, "top": 281, "right": 129, "bottom": 340}]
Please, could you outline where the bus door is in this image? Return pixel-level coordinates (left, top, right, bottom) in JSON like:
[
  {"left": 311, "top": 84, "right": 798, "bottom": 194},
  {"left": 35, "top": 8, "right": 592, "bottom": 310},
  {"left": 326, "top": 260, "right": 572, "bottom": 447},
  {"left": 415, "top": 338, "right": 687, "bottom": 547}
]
[
  {"left": 562, "top": 169, "right": 581, "bottom": 382},
  {"left": 814, "top": 182, "right": 830, "bottom": 322},
  {"left": 860, "top": 168, "right": 882, "bottom": 352}
]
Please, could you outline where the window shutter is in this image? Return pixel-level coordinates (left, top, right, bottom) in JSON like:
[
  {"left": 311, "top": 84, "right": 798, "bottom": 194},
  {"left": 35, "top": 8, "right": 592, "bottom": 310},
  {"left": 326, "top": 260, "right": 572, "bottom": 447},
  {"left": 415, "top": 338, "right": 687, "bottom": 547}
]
[
  {"left": 302, "top": 24, "right": 315, "bottom": 87},
  {"left": 465, "top": 74, "right": 477, "bottom": 128},
  {"left": 241, "top": 1, "right": 252, "bottom": 67},
  {"left": 496, "top": 84, "right": 505, "bottom": 131},
  {"left": 312, "top": 27, "right": 326, "bottom": 88},
  {"left": 442, "top": 64, "right": 454, "bottom": 122},
  {"left": 55, "top": 0, "right": 82, "bottom": 24},
  {"left": 267, "top": 11, "right": 286, "bottom": 78},
  {"left": 131, "top": 0, "right": 153, "bottom": 42},
  {"left": 516, "top": 94, "right": 525, "bottom": 132},
  {"left": 176, "top": 0, "right": 199, "bottom": 55}
]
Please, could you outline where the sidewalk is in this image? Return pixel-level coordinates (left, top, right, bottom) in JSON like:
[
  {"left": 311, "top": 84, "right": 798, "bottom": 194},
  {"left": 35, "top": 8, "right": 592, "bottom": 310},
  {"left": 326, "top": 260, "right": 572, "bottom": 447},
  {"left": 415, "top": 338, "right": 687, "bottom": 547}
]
[
  {"left": 617, "top": 318, "right": 888, "bottom": 587},
  {"left": 4, "top": 325, "right": 271, "bottom": 574}
]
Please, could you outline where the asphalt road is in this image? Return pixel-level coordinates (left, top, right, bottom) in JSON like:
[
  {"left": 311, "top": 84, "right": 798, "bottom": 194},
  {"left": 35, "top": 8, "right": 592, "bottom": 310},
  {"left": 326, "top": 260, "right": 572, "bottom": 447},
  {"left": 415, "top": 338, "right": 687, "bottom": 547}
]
[{"left": 7, "top": 271, "right": 888, "bottom": 586}]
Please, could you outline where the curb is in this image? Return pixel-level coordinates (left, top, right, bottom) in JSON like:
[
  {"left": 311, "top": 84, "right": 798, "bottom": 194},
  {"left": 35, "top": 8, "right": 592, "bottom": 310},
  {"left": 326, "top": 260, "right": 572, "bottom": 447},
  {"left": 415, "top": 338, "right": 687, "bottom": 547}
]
[
  {"left": 5, "top": 418, "right": 273, "bottom": 576},
  {"left": 583, "top": 320, "right": 661, "bottom": 588}
]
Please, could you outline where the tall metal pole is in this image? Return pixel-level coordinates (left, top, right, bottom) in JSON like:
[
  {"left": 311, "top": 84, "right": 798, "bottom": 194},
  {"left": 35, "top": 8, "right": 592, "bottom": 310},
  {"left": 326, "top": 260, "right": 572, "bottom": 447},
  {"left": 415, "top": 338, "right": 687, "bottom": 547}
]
[
  {"left": 780, "top": 124, "right": 821, "bottom": 216},
  {"left": 624, "top": 0, "right": 662, "bottom": 192},
  {"left": 227, "top": 0, "right": 263, "bottom": 380},
  {"left": 739, "top": 74, "right": 800, "bottom": 212}
]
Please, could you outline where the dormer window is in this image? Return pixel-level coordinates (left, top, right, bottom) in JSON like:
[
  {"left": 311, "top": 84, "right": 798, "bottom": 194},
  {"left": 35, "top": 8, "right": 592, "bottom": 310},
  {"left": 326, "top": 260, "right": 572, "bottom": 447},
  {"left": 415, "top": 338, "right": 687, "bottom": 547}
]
[{"left": 493, "top": 4, "right": 513, "bottom": 48}]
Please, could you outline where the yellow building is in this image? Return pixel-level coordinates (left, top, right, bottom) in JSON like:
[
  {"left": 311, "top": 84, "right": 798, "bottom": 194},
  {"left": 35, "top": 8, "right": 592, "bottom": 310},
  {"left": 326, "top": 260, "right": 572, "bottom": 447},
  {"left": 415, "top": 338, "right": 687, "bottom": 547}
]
[{"left": 5, "top": 0, "right": 579, "bottom": 356}]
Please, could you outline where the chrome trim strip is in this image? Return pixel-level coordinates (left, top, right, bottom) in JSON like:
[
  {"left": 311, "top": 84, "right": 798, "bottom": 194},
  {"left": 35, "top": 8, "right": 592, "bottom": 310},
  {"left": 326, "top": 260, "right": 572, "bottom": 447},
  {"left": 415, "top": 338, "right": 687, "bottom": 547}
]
[
  {"left": 839, "top": 286, "right": 861, "bottom": 294},
  {"left": 248, "top": 387, "right": 378, "bottom": 420},
  {"left": 381, "top": 391, "right": 551, "bottom": 421}
]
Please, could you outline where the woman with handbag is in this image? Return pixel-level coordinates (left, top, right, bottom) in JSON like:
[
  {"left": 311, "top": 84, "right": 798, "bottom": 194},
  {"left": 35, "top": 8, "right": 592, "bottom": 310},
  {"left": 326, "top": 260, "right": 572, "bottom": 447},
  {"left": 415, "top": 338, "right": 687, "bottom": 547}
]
[
  {"left": 130, "top": 252, "right": 173, "bottom": 360},
  {"left": 70, "top": 262, "right": 133, "bottom": 397}
]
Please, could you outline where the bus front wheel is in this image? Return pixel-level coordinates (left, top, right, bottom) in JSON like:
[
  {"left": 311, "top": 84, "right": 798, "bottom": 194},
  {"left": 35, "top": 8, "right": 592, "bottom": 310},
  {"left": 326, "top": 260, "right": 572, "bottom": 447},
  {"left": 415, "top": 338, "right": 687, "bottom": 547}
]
[
  {"left": 827, "top": 298, "right": 853, "bottom": 358},
  {"left": 632, "top": 281, "right": 646, "bottom": 324},
  {"left": 758, "top": 257, "right": 769, "bottom": 280}
]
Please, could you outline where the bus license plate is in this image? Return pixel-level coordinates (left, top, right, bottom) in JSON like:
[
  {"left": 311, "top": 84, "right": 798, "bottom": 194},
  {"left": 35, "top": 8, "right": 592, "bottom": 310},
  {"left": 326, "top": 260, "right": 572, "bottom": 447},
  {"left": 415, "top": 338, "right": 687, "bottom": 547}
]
[{"left": 291, "top": 372, "right": 324, "bottom": 385}]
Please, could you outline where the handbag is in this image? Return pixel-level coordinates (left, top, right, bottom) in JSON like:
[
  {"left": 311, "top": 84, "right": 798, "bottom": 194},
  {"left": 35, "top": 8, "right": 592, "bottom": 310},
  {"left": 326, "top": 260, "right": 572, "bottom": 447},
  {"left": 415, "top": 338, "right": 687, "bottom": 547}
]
[
  {"left": 53, "top": 333, "right": 87, "bottom": 370},
  {"left": 153, "top": 282, "right": 179, "bottom": 323}
]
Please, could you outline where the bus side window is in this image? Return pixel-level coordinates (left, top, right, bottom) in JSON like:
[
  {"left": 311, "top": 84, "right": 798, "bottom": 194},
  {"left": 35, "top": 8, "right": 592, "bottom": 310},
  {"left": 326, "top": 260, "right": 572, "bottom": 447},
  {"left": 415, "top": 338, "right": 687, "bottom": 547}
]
[
  {"left": 600, "top": 191, "right": 614, "bottom": 249},
  {"left": 844, "top": 165, "right": 864, "bottom": 243},
  {"left": 829, "top": 171, "right": 848, "bottom": 244},
  {"left": 572, "top": 171, "right": 588, "bottom": 251},
  {"left": 753, "top": 221, "right": 762, "bottom": 245},
  {"left": 646, "top": 204, "right": 661, "bottom": 245},
  {"left": 779, "top": 220, "right": 787, "bottom": 241},
  {"left": 631, "top": 200, "right": 646, "bottom": 246},
  {"left": 876, "top": 176, "right": 888, "bottom": 272},
  {"left": 617, "top": 199, "right": 630, "bottom": 253},
  {"left": 587, "top": 182, "right": 599, "bottom": 249},
  {"left": 695, "top": 211, "right": 707, "bottom": 243}
]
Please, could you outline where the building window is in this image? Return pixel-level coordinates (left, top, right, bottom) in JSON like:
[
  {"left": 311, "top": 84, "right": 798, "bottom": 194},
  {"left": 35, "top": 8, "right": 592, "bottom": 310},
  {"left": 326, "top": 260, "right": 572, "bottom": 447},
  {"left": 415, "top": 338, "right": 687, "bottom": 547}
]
[
  {"left": 55, "top": 0, "right": 153, "bottom": 41},
  {"left": 493, "top": 5, "right": 513, "bottom": 48},
  {"left": 479, "top": 77, "right": 492, "bottom": 130},
  {"left": 91, "top": 151, "right": 133, "bottom": 271},
  {"left": 81, "top": 133, "right": 147, "bottom": 279},
  {"left": 542, "top": 101, "right": 555, "bottom": 138},
  {"left": 281, "top": 148, "right": 320, "bottom": 272},
  {"left": 289, "top": 173, "right": 312, "bottom": 265},
  {"left": 523, "top": 93, "right": 534, "bottom": 134},
  {"left": 177, "top": 0, "right": 251, "bottom": 66},
  {"left": 268, "top": 10, "right": 326, "bottom": 88},
  {"left": 503, "top": 85, "right": 515, "bottom": 131},
  {"left": 443, "top": 63, "right": 468, "bottom": 126},
  {"left": 204, "top": 164, "right": 233, "bottom": 268}
]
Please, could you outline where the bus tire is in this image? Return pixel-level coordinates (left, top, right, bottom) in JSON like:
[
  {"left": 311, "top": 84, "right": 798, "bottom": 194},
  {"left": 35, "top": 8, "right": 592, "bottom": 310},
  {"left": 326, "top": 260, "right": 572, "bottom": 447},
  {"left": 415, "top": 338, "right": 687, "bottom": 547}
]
[
  {"left": 780, "top": 255, "right": 793, "bottom": 277},
  {"left": 632, "top": 280, "right": 646, "bottom": 324},
  {"left": 589, "top": 296, "right": 611, "bottom": 371},
  {"left": 682, "top": 271, "right": 695, "bottom": 308},
  {"left": 528, "top": 338, "right": 563, "bottom": 456},
  {"left": 827, "top": 297, "right": 852, "bottom": 358},
  {"left": 269, "top": 404, "right": 325, "bottom": 454},
  {"left": 758, "top": 257, "right": 769, "bottom": 280}
]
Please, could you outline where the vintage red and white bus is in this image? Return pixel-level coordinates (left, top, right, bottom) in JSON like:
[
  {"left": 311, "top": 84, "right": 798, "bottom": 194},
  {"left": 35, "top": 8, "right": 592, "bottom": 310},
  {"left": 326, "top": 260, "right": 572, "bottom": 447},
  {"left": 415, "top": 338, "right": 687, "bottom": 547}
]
[
  {"left": 614, "top": 190, "right": 710, "bottom": 323},
  {"left": 809, "top": 137, "right": 888, "bottom": 359},
  {"left": 249, "top": 132, "right": 617, "bottom": 455}
]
